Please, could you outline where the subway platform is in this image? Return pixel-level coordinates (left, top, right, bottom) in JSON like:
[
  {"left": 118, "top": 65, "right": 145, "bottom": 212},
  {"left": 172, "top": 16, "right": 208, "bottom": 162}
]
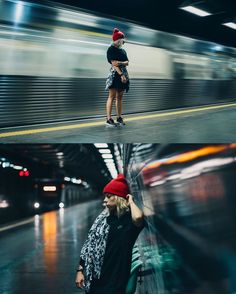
[
  {"left": 1, "top": 144, "right": 236, "bottom": 293},
  {"left": 0, "top": 201, "right": 102, "bottom": 294},
  {"left": 0, "top": 103, "right": 236, "bottom": 143}
]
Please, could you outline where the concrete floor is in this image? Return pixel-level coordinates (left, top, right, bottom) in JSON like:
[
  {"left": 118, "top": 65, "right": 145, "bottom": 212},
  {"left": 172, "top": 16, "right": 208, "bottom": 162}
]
[
  {"left": 0, "top": 105, "right": 236, "bottom": 143},
  {"left": 0, "top": 201, "right": 102, "bottom": 294}
]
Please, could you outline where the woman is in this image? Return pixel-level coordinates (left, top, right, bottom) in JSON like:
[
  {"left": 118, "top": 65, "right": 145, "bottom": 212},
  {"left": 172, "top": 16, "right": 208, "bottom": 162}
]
[
  {"left": 75, "top": 174, "right": 144, "bottom": 294},
  {"left": 105, "top": 28, "right": 130, "bottom": 127}
]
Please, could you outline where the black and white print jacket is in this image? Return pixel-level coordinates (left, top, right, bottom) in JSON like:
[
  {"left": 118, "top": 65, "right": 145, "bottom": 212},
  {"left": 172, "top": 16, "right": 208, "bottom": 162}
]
[{"left": 105, "top": 65, "right": 129, "bottom": 91}]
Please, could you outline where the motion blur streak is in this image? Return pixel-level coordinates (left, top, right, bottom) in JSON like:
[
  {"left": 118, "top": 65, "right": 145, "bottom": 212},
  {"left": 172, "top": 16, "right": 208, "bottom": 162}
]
[
  {"left": 124, "top": 144, "right": 236, "bottom": 293},
  {"left": 0, "top": 0, "right": 236, "bottom": 127},
  {"left": 143, "top": 144, "right": 236, "bottom": 171}
]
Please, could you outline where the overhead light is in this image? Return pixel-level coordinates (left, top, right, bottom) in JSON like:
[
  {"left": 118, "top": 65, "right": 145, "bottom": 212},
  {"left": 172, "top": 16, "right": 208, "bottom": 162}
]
[
  {"left": 98, "top": 149, "right": 111, "bottom": 154},
  {"left": 64, "top": 177, "right": 71, "bottom": 181},
  {"left": 15, "top": 1, "right": 24, "bottom": 23},
  {"left": 108, "top": 167, "right": 118, "bottom": 178},
  {"left": 2, "top": 162, "right": 10, "bottom": 168},
  {"left": 56, "top": 152, "right": 64, "bottom": 156},
  {"left": 106, "top": 165, "right": 116, "bottom": 170},
  {"left": 106, "top": 162, "right": 115, "bottom": 166},
  {"left": 104, "top": 159, "right": 114, "bottom": 163},
  {"left": 223, "top": 22, "right": 236, "bottom": 30},
  {"left": 102, "top": 154, "right": 113, "bottom": 159},
  {"left": 110, "top": 172, "right": 118, "bottom": 178},
  {"left": 13, "top": 165, "right": 23, "bottom": 170},
  {"left": 94, "top": 143, "right": 108, "bottom": 148},
  {"left": 180, "top": 6, "right": 211, "bottom": 17},
  {"left": 71, "top": 178, "right": 82, "bottom": 184}
]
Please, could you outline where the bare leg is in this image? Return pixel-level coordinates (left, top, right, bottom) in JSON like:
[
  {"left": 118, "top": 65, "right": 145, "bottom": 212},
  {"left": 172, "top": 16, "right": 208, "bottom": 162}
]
[
  {"left": 106, "top": 89, "right": 116, "bottom": 120},
  {"left": 115, "top": 90, "right": 124, "bottom": 118}
]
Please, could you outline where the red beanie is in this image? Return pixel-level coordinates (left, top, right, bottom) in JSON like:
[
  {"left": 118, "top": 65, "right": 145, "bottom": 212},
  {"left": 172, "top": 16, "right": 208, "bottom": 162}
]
[
  {"left": 112, "top": 28, "right": 125, "bottom": 41},
  {"left": 103, "top": 174, "right": 130, "bottom": 199}
]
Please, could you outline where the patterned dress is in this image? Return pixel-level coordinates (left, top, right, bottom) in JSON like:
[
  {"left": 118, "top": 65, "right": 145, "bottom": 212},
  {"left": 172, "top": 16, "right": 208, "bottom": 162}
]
[{"left": 105, "top": 45, "right": 130, "bottom": 92}]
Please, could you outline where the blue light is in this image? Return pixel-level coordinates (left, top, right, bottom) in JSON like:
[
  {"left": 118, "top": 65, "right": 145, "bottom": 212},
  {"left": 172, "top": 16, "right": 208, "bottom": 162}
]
[{"left": 15, "top": 1, "right": 23, "bottom": 24}]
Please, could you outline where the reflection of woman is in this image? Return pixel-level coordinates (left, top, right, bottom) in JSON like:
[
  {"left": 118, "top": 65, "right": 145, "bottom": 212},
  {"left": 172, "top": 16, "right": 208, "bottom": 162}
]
[
  {"left": 105, "top": 28, "right": 130, "bottom": 127},
  {"left": 75, "top": 174, "right": 144, "bottom": 294}
]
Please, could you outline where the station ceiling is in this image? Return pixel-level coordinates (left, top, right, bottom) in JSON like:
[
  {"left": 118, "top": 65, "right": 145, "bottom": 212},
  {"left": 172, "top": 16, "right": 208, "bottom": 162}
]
[
  {"left": 0, "top": 144, "right": 113, "bottom": 190},
  {"left": 35, "top": 0, "right": 236, "bottom": 48}
]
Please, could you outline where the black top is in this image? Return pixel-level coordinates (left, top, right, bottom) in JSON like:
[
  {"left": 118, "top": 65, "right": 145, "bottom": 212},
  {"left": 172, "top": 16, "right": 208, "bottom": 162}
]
[
  {"left": 107, "top": 45, "right": 129, "bottom": 64},
  {"left": 87, "top": 212, "right": 143, "bottom": 294}
]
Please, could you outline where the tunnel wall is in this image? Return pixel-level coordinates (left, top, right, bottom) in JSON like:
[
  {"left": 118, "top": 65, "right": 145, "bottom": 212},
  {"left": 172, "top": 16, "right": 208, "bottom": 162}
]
[{"left": 125, "top": 144, "right": 236, "bottom": 294}]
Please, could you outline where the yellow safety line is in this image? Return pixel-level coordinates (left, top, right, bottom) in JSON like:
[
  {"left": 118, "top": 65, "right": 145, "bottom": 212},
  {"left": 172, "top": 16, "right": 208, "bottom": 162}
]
[
  {"left": 0, "top": 103, "right": 236, "bottom": 138},
  {"left": 126, "top": 102, "right": 236, "bottom": 121},
  {"left": 0, "top": 121, "right": 105, "bottom": 138}
]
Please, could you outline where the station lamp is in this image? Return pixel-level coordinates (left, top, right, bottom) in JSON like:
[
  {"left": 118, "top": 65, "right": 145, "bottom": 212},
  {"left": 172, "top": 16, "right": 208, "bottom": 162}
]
[
  {"left": 179, "top": 1, "right": 212, "bottom": 17},
  {"left": 223, "top": 22, "right": 236, "bottom": 30},
  {"left": 180, "top": 5, "right": 211, "bottom": 16}
]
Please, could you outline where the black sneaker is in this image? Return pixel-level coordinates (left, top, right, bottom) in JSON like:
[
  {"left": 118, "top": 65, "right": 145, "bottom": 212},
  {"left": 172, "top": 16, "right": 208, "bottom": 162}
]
[
  {"left": 106, "top": 118, "right": 117, "bottom": 127},
  {"left": 117, "top": 117, "right": 126, "bottom": 126}
]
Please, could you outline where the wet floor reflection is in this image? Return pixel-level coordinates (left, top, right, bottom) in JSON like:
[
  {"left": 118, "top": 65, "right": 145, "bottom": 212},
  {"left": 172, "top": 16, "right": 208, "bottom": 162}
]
[
  {"left": 43, "top": 211, "right": 58, "bottom": 275},
  {"left": 0, "top": 200, "right": 102, "bottom": 294}
]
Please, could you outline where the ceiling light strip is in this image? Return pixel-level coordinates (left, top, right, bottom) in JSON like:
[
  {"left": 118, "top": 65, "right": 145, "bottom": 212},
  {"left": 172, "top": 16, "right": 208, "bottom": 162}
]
[{"left": 180, "top": 6, "right": 211, "bottom": 17}]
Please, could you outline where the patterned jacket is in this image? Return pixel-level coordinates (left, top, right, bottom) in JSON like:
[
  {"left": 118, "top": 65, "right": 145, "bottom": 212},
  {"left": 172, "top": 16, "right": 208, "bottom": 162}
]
[{"left": 105, "top": 65, "right": 129, "bottom": 91}]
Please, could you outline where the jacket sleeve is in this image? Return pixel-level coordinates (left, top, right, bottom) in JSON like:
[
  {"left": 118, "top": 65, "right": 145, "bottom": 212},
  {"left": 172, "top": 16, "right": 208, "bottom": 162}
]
[
  {"left": 107, "top": 47, "right": 117, "bottom": 64},
  {"left": 76, "top": 257, "right": 85, "bottom": 271}
]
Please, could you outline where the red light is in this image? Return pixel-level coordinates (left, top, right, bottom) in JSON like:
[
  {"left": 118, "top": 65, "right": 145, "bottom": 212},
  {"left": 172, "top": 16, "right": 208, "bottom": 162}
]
[
  {"left": 19, "top": 171, "right": 24, "bottom": 177},
  {"left": 24, "top": 171, "right": 30, "bottom": 177},
  {"left": 19, "top": 170, "right": 30, "bottom": 177}
]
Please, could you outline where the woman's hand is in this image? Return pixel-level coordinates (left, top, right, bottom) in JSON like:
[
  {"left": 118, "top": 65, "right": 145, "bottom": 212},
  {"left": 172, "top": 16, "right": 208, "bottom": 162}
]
[
  {"left": 111, "top": 60, "right": 119, "bottom": 67},
  {"left": 127, "top": 194, "right": 134, "bottom": 205},
  {"left": 75, "top": 271, "right": 85, "bottom": 289},
  {"left": 127, "top": 194, "right": 144, "bottom": 227},
  {"left": 121, "top": 75, "right": 127, "bottom": 83}
]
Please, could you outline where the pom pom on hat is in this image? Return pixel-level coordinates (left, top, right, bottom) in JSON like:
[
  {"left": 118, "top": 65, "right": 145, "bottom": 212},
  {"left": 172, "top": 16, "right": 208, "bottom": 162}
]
[
  {"left": 103, "top": 174, "right": 130, "bottom": 199},
  {"left": 112, "top": 28, "right": 125, "bottom": 41}
]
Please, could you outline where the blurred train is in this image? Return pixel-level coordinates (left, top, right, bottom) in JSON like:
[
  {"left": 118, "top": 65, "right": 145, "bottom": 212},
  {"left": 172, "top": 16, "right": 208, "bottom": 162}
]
[
  {"left": 32, "top": 179, "right": 92, "bottom": 212},
  {"left": 124, "top": 144, "right": 236, "bottom": 294},
  {"left": 0, "top": 0, "right": 236, "bottom": 127},
  {"left": 0, "top": 159, "right": 95, "bottom": 225}
]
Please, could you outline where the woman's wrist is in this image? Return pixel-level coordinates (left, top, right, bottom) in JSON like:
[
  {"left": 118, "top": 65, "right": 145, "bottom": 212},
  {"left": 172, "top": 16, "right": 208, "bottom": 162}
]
[{"left": 76, "top": 265, "right": 84, "bottom": 273}]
